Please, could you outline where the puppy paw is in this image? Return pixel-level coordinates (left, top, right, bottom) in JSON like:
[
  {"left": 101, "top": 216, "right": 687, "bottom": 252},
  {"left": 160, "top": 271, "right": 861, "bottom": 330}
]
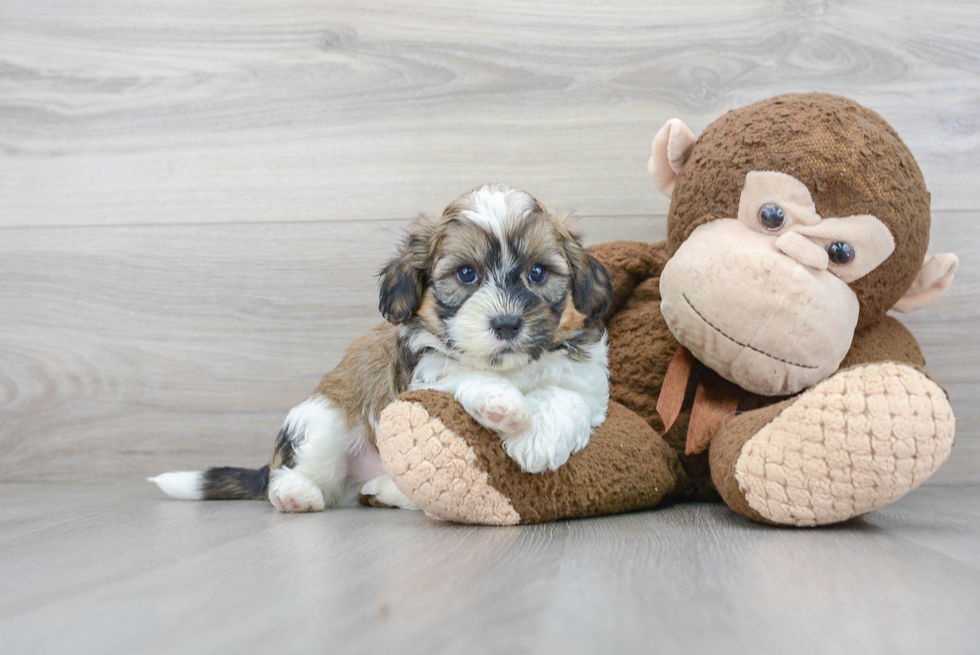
[
  {"left": 503, "top": 424, "right": 589, "bottom": 474},
  {"left": 268, "top": 470, "right": 326, "bottom": 513},
  {"left": 474, "top": 390, "right": 532, "bottom": 437}
]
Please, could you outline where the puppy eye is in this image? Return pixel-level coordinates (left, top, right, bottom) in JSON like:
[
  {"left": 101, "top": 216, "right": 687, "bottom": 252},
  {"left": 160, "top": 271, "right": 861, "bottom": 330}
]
[
  {"left": 826, "top": 242, "right": 855, "bottom": 265},
  {"left": 528, "top": 265, "right": 548, "bottom": 285},
  {"left": 759, "top": 203, "right": 785, "bottom": 231},
  {"left": 455, "top": 266, "right": 479, "bottom": 285}
]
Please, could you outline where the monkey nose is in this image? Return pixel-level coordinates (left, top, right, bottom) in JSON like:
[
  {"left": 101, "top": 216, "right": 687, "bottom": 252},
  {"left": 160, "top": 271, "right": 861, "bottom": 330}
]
[
  {"left": 490, "top": 315, "right": 523, "bottom": 341},
  {"left": 775, "top": 231, "right": 829, "bottom": 270}
]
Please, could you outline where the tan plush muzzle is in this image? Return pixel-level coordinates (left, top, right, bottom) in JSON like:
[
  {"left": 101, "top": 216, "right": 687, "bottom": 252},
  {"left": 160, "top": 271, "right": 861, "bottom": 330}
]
[{"left": 660, "top": 219, "right": 860, "bottom": 396}]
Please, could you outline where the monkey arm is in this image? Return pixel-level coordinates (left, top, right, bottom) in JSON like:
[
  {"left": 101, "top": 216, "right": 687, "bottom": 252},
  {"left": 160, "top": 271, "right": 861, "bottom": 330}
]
[
  {"left": 838, "top": 315, "right": 926, "bottom": 369},
  {"left": 588, "top": 240, "right": 671, "bottom": 318}
]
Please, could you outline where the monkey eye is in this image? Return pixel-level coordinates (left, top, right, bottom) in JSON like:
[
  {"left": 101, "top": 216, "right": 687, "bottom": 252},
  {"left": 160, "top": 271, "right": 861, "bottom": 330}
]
[
  {"left": 456, "top": 266, "right": 480, "bottom": 285},
  {"left": 759, "top": 203, "right": 786, "bottom": 230},
  {"left": 827, "top": 242, "right": 855, "bottom": 265},
  {"left": 528, "top": 265, "right": 549, "bottom": 285}
]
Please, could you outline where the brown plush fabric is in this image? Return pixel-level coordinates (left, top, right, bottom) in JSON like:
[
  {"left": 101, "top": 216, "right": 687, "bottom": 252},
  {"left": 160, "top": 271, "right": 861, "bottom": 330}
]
[
  {"left": 713, "top": 363, "right": 954, "bottom": 526},
  {"left": 375, "top": 93, "right": 950, "bottom": 527},
  {"left": 840, "top": 315, "right": 925, "bottom": 369},
  {"left": 592, "top": 240, "right": 933, "bottom": 504},
  {"left": 708, "top": 400, "right": 793, "bottom": 524},
  {"left": 589, "top": 240, "right": 671, "bottom": 318},
  {"left": 592, "top": 241, "right": 676, "bottom": 430},
  {"left": 395, "top": 390, "right": 686, "bottom": 524},
  {"left": 591, "top": 241, "right": 718, "bottom": 500},
  {"left": 668, "top": 93, "right": 931, "bottom": 329}
]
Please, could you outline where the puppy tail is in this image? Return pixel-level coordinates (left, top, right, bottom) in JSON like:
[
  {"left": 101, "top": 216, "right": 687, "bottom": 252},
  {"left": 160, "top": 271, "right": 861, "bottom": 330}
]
[{"left": 148, "top": 465, "right": 270, "bottom": 501}]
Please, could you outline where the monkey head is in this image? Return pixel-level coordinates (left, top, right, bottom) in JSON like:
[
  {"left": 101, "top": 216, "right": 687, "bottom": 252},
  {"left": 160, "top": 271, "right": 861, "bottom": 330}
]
[{"left": 648, "top": 93, "right": 958, "bottom": 396}]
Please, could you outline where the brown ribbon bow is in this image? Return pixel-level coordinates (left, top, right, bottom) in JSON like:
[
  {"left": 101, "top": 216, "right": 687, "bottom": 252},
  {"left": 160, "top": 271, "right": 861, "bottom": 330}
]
[{"left": 655, "top": 346, "right": 741, "bottom": 455}]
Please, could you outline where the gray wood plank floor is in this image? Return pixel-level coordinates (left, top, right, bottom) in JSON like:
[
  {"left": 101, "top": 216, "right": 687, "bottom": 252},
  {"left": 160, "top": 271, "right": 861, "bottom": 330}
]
[{"left": 1, "top": 483, "right": 978, "bottom": 655}]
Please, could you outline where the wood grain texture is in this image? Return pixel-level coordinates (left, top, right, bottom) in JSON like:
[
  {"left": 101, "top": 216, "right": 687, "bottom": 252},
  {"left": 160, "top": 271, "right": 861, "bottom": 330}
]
[
  {"left": 1, "top": 212, "right": 976, "bottom": 483},
  {"left": 0, "top": 482, "right": 978, "bottom": 655},
  {"left": 897, "top": 210, "right": 979, "bottom": 484},
  {"left": 0, "top": 0, "right": 978, "bottom": 484},
  {"left": 0, "top": 216, "right": 665, "bottom": 481},
  {"left": 1, "top": 0, "right": 978, "bottom": 227}
]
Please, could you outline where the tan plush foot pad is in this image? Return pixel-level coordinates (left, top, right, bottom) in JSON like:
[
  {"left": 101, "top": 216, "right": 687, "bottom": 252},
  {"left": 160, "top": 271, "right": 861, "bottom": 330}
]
[
  {"left": 735, "top": 363, "right": 955, "bottom": 527},
  {"left": 377, "top": 400, "right": 522, "bottom": 525}
]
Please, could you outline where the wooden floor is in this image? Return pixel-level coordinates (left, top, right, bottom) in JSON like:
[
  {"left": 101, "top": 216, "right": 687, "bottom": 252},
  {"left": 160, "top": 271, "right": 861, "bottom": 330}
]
[
  {"left": 1, "top": 483, "right": 979, "bottom": 655},
  {"left": 2, "top": 2, "right": 980, "bottom": 653}
]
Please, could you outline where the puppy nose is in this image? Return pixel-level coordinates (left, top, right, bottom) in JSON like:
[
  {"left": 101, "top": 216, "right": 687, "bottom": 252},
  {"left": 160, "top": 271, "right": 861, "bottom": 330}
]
[{"left": 490, "top": 315, "right": 523, "bottom": 341}]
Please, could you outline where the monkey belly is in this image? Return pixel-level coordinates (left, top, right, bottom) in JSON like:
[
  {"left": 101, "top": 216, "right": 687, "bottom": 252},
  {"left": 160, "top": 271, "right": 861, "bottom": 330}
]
[{"left": 603, "top": 279, "right": 779, "bottom": 501}]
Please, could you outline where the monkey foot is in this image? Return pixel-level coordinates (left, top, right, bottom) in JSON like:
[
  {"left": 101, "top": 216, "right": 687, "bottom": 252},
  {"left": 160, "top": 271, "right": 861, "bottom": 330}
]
[
  {"left": 729, "top": 362, "right": 955, "bottom": 527},
  {"left": 376, "top": 398, "right": 522, "bottom": 525},
  {"left": 377, "top": 390, "right": 683, "bottom": 525}
]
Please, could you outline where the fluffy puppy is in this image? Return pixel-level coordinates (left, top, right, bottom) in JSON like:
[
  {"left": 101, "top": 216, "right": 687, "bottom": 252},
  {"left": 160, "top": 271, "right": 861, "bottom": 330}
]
[{"left": 150, "top": 184, "right": 613, "bottom": 512}]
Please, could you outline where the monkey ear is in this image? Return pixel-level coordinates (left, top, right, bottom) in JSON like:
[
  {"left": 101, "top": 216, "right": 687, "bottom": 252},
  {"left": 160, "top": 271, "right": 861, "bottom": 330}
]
[
  {"left": 648, "top": 118, "right": 697, "bottom": 198},
  {"left": 892, "top": 253, "right": 959, "bottom": 313}
]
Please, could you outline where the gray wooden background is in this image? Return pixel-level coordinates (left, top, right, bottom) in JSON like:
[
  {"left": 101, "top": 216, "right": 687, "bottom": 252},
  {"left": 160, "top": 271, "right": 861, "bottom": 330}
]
[{"left": 1, "top": 0, "right": 978, "bottom": 484}]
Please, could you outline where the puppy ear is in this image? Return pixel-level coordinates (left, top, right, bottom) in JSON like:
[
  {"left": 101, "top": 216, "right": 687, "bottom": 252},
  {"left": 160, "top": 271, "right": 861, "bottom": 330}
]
[
  {"left": 378, "top": 214, "right": 438, "bottom": 324},
  {"left": 378, "top": 252, "right": 421, "bottom": 324},
  {"left": 573, "top": 253, "right": 614, "bottom": 319},
  {"left": 560, "top": 226, "right": 614, "bottom": 319}
]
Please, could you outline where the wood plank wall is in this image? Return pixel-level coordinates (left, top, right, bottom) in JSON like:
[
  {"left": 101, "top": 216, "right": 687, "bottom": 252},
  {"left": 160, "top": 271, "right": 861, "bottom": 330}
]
[{"left": 1, "top": 0, "right": 978, "bottom": 483}]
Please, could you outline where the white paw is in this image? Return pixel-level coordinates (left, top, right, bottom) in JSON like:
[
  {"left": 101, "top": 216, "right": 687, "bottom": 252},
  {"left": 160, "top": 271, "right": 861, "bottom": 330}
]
[
  {"left": 360, "top": 475, "right": 419, "bottom": 510},
  {"left": 268, "top": 470, "right": 326, "bottom": 513},
  {"left": 503, "top": 424, "right": 589, "bottom": 474},
  {"left": 473, "top": 389, "right": 532, "bottom": 437}
]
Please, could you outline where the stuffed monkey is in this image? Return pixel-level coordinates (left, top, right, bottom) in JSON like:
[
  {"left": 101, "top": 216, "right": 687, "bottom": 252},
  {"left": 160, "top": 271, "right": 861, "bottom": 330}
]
[{"left": 372, "top": 93, "right": 959, "bottom": 527}]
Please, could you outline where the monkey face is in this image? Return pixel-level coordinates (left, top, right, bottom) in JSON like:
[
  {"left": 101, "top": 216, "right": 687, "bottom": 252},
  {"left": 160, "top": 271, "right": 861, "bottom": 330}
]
[
  {"left": 650, "top": 94, "right": 959, "bottom": 395},
  {"left": 661, "top": 218, "right": 858, "bottom": 396},
  {"left": 659, "top": 172, "right": 895, "bottom": 396}
]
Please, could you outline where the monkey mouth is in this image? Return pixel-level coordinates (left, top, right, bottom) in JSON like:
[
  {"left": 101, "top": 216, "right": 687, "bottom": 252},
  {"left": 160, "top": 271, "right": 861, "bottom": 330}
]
[{"left": 681, "top": 294, "right": 817, "bottom": 370}]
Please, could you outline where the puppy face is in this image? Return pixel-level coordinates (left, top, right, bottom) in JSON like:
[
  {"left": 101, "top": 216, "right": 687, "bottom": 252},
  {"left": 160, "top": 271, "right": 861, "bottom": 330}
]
[{"left": 379, "top": 184, "right": 612, "bottom": 371}]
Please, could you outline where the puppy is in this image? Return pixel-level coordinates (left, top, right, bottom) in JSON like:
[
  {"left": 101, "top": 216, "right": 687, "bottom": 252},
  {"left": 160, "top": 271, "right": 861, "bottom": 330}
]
[{"left": 150, "top": 184, "right": 613, "bottom": 512}]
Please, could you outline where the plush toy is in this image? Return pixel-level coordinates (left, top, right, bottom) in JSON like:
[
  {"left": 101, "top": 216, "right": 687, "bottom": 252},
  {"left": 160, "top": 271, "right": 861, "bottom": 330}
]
[{"left": 371, "top": 93, "right": 959, "bottom": 527}]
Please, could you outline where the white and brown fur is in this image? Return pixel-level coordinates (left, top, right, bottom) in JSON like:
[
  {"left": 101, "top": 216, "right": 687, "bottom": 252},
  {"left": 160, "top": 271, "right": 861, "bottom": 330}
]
[{"left": 150, "top": 184, "right": 614, "bottom": 512}]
